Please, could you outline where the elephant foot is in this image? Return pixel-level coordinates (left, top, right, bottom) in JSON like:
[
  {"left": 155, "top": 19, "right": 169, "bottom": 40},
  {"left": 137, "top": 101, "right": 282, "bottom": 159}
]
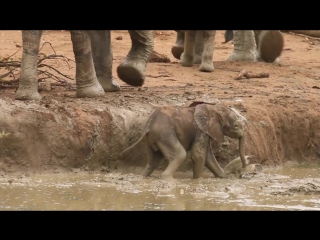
[
  {"left": 160, "top": 174, "right": 177, "bottom": 183},
  {"left": 258, "top": 30, "right": 284, "bottom": 63},
  {"left": 240, "top": 164, "right": 263, "bottom": 173},
  {"left": 117, "top": 58, "right": 146, "bottom": 87},
  {"left": 199, "top": 61, "right": 214, "bottom": 72},
  {"left": 76, "top": 80, "right": 105, "bottom": 98},
  {"left": 97, "top": 76, "right": 120, "bottom": 92},
  {"left": 228, "top": 50, "right": 258, "bottom": 62},
  {"left": 15, "top": 86, "right": 41, "bottom": 101},
  {"left": 180, "top": 52, "right": 194, "bottom": 67},
  {"left": 171, "top": 45, "right": 184, "bottom": 60},
  {"left": 255, "top": 55, "right": 264, "bottom": 62},
  {"left": 214, "top": 172, "right": 227, "bottom": 179},
  {"left": 141, "top": 166, "right": 154, "bottom": 178}
]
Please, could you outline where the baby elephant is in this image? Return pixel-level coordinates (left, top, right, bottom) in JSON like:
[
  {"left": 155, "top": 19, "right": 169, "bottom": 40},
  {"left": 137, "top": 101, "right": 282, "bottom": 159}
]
[{"left": 120, "top": 102, "right": 247, "bottom": 181}]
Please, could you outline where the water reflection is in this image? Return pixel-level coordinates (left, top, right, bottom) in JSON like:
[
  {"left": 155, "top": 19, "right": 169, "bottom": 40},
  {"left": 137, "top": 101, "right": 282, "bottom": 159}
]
[{"left": 0, "top": 164, "right": 320, "bottom": 210}]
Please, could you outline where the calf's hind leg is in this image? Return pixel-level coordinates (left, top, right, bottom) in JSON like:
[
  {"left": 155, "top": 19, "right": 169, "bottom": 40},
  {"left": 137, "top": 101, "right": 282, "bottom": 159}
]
[
  {"left": 141, "top": 150, "right": 164, "bottom": 177},
  {"left": 156, "top": 136, "right": 187, "bottom": 181}
]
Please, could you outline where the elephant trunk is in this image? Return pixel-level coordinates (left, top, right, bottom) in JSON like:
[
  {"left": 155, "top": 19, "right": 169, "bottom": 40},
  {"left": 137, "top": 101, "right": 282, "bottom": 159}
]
[{"left": 238, "top": 135, "right": 247, "bottom": 168}]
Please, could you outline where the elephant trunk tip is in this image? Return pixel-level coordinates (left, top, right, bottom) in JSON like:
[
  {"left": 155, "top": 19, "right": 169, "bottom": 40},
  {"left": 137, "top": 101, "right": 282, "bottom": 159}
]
[{"left": 238, "top": 136, "right": 247, "bottom": 168}]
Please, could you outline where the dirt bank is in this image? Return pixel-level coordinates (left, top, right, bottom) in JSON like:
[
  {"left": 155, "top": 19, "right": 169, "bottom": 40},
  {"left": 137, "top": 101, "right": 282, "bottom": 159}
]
[
  {"left": 0, "top": 94, "right": 319, "bottom": 175},
  {"left": 0, "top": 30, "right": 320, "bottom": 176}
]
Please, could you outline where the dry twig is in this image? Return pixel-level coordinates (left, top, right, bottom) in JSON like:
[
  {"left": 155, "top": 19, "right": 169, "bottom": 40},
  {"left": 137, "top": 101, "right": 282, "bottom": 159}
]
[
  {"left": 0, "top": 42, "right": 75, "bottom": 89},
  {"left": 235, "top": 69, "right": 270, "bottom": 80},
  {"left": 148, "top": 51, "right": 171, "bottom": 63},
  {"left": 285, "top": 32, "right": 320, "bottom": 41}
]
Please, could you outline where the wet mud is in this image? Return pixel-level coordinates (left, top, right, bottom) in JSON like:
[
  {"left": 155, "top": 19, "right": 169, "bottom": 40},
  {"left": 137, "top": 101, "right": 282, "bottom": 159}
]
[{"left": 1, "top": 163, "right": 320, "bottom": 210}]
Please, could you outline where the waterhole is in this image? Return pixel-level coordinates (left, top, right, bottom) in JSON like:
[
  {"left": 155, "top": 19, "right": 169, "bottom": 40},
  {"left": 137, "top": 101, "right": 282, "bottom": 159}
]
[{"left": 1, "top": 163, "right": 320, "bottom": 210}]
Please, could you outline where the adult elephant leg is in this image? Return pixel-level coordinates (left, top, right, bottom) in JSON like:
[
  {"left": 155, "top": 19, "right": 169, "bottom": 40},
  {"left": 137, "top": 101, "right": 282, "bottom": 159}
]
[
  {"left": 16, "top": 30, "right": 43, "bottom": 101},
  {"left": 70, "top": 30, "right": 105, "bottom": 98},
  {"left": 117, "top": 30, "right": 154, "bottom": 87},
  {"left": 224, "top": 30, "right": 234, "bottom": 43},
  {"left": 141, "top": 150, "right": 164, "bottom": 177},
  {"left": 87, "top": 30, "right": 120, "bottom": 92},
  {"left": 254, "top": 30, "right": 284, "bottom": 63},
  {"left": 205, "top": 140, "right": 226, "bottom": 178},
  {"left": 180, "top": 30, "right": 196, "bottom": 67},
  {"left": 171, "top": 31, "right": 185, "bottom": 60},
  {"left": 194, "top": 31, "right": 204, "bottom": 64},
  {"left": 228, "top": 30, "right": 258, "bottom": 62},
  {"left": 190, "top": 130, "right": 208, "bottom": 179},
  {"left": 199, "top": 30, "right": 215, "bottom": 72}
]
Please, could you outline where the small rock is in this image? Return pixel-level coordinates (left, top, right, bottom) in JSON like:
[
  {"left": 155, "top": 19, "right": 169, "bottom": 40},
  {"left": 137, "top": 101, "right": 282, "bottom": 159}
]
[
  {"left": 116, "top": 36, "right": 123, "bottom": 40},
  {"left": 124, "top": 94, "right": 133, "bottom": 98}
]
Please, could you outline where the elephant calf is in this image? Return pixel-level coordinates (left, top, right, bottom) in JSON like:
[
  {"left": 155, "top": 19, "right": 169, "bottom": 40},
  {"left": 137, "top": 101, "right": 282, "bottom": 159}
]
[{"left": 120, "top": 101, "right": 248, "bottom": 181}]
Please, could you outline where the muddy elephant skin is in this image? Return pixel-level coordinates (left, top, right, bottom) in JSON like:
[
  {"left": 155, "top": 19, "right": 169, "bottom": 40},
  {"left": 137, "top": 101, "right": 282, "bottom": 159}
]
[{"left": 120, "top": 102, "right": 247, "bottom": 181}]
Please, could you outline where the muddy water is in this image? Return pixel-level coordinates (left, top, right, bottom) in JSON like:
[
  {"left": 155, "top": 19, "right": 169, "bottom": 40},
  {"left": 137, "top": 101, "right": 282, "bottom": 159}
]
[{"left": 1, "top": 164, "right": 320, "bottom": 210}]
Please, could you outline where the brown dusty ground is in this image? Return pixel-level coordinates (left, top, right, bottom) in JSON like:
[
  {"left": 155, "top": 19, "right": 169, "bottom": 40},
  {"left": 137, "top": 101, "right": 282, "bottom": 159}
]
[{"left": 0, "top": 30, "right": 320, "bottom": 177}]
